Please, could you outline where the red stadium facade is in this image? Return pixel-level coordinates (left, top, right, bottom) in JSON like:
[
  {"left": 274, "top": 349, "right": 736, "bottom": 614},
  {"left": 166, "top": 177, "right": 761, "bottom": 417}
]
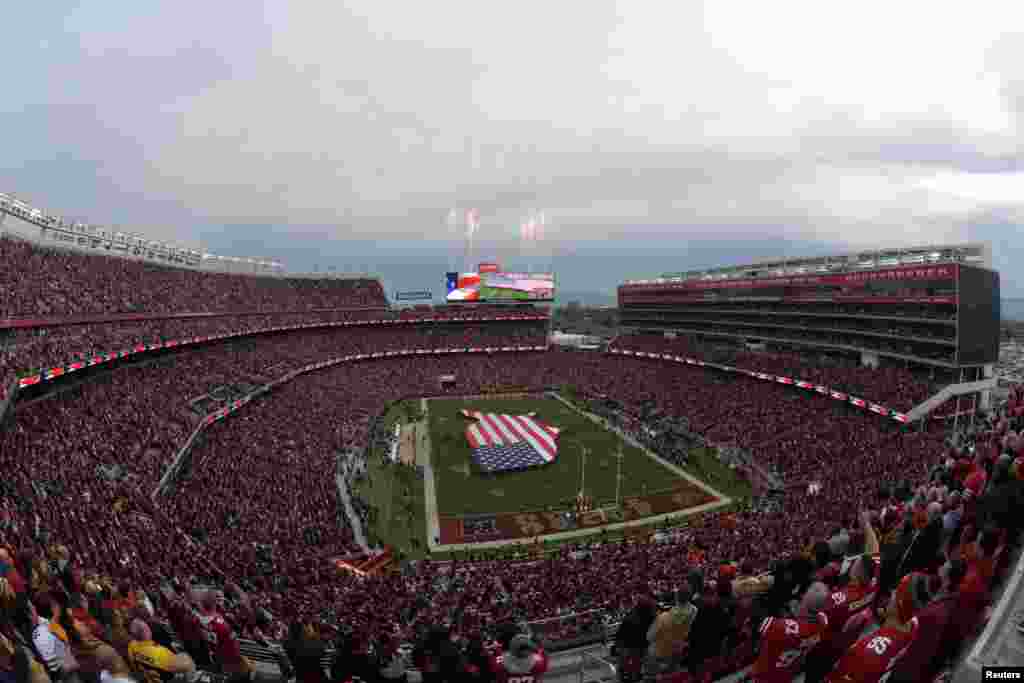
[{"left": 618, "top": 244, "right": 1000, "bottom": 422}]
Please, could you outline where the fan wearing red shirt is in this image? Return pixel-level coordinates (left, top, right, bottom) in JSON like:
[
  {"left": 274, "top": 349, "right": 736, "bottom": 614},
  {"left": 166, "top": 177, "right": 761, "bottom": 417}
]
[
  {"left": 197, "top": 590, "right": 252, "bottom": 682},
  {"left": 953, "top": 526, "right": 1002, "bottom": 641},
  {"left": 750, "top": 582, "right": 830, "bottom": 683},
  {"left": 888, "top": 559, "right": 968, "bottom": 683},
  {"left": 490, "top": 634, "right": 548, "bottom": 683},
  {"left": 825, "top": 573, "right": 929, "bottom": 683},
  {"left": 804, "top": 512, "right": 881, "bottom": 683}
]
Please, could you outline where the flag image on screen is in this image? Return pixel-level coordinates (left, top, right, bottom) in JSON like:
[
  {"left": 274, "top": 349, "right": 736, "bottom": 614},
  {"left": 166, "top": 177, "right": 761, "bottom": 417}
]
[
  {"left": 461, "top": 410, "right": 560, "bottom": 473},
  {"left": 446, "top": 272, "right": 482, "bottom": 301}
]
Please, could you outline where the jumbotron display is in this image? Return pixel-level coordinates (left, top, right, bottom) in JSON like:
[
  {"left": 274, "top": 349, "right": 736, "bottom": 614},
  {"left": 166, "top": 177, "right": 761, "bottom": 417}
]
[{"left": 446, "top": 270, "right": 555, "bottom": 302}]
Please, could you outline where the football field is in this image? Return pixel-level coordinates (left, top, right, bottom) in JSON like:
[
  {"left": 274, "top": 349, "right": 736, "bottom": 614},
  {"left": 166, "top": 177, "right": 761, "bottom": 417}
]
[{"left": 428, "top": 394, "right": 708, "bottom": 517}]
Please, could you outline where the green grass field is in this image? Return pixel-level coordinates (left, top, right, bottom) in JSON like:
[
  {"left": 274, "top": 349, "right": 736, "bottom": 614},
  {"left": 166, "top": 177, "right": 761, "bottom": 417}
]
[
  {"left": 355, "top": 394, "right": 752, "bottom": 559},
  {"left": 428, "top": 395, "right": 698, "bottom": 517}
]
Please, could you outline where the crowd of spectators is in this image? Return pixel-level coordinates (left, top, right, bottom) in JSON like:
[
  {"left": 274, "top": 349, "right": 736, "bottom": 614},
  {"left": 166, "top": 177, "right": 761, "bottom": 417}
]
[
  {"left": 583, "top": 398, "right": 705, "bottom": 468},
  {"left": 0, "top": 236, "right": 387, "bottom": 319},
  {"left": 611, "top": 334, "right": 945, "bottom": 413},
  {"left": 3, "top": 377, "right": 1020, "bottom": 681},
  {"left": 0, "top": 302, "right": 546, "bottom": 405},
  {"left": 2, "top": 307, "right": 1021, "bottom": 682}
]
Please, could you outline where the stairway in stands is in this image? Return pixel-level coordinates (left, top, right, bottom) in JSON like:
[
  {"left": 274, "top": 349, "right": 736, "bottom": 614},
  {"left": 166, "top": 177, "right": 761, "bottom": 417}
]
[{"left": 352, "top": 546, "right": 395, "bottom": 575}]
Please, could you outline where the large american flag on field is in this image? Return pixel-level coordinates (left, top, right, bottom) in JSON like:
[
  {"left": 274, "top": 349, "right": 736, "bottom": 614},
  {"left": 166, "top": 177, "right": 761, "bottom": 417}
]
[{"left": 461, "top": 410, "right": 561, "bottom": 473}]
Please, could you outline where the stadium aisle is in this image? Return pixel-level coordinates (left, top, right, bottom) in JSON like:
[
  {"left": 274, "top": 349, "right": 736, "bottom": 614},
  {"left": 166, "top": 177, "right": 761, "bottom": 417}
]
[{"left": 335, "top": 471, "right": 370, "bottom": 552}]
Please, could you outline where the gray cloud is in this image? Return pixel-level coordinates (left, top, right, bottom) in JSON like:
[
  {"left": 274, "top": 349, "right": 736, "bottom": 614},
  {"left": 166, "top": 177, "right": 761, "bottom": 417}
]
[{"left": 3, "top": 1, "right": 1024, "bottom": 289}]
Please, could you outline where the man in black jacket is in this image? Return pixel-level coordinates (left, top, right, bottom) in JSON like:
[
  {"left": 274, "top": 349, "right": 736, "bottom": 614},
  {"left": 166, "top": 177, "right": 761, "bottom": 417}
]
[
  {"left": 614, "top": 597, "right": 656, "bottom": 683},
  {"left": 978, "top": 455, "right": 1024, "bottom": 536},
  {"left": 687, "top": 570, "right": 738, "bottom": 678}
]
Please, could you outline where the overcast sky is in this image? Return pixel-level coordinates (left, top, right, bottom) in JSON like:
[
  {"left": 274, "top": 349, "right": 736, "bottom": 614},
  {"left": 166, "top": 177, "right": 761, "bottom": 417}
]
[{"left": 3, "top": 2, "right": 1024, "bottom": 297}]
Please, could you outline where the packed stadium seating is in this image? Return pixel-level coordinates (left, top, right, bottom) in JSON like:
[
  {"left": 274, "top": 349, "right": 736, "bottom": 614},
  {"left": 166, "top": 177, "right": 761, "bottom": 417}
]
[
  {"left": 5, "top": 336, "right": 1020, "bottom": 678},
  {"left": 610, "top": 334, "right": 950, "bottom": 413},
  {"left": 0, "top": 236, "right": 387, "bottom": 319},
  {"left": 1, "top": 236, "right": 1020, "bottom": 683}
]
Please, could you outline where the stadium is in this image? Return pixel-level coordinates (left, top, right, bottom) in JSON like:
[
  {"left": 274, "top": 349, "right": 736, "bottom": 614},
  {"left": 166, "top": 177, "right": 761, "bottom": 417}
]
[{"left": 1, "top": 188, "right": 1020, "bottom": 683}]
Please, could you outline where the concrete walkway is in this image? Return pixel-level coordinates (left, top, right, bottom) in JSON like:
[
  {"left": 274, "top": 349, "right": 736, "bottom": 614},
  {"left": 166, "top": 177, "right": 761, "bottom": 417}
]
[{"left": 335, "top": 472, "right": 370, "bottom": 553}]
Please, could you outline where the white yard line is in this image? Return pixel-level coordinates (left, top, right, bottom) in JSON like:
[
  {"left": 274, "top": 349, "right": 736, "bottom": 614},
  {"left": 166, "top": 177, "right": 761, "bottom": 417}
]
[
  {"left": 548, "top": 392, "right": 731, "bottom": 504},
  {"left": 421, "top": 394, "right": 733, "bottom": 553}
]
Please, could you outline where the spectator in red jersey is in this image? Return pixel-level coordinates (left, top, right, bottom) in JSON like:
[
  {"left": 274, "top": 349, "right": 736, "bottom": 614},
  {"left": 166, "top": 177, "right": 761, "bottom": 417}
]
[
  {"left": 749, "top": 582, "right": 830, "bottom": 683},
  {"left": 952, "top": 525, "right": 1002, "bottom": 642},
  {"left": 803, "top": 511, "right": 881, "bottom": 683},
  {"left": 825, "top": 572, "right": 929, "bottom": 683},
  {"left": 490, "top": 634, "right": 547, "bottom": 683},
  {"left": 159, "top": 586, "right": 210, "bottom": 668},
  {"left": 196, "top": 590, "right": 251, "bottom": 682},
  {"left": 888, "top": 558, "right": 967, "bottom": 683}
]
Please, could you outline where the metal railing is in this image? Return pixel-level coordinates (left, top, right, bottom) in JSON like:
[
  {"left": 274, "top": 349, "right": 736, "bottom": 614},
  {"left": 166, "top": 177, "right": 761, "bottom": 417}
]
[
  {"left": 578, "top": 650, "right": 618, "bottom": 683},
  {"left": 525, "top": 608, "right": 615, "bottom": 652}
]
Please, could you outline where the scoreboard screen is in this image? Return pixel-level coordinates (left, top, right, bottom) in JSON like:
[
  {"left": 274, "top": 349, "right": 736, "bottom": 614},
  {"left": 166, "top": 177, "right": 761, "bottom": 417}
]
[{"left": 446, "top": 271, "right": 555, "bottom": 302}]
